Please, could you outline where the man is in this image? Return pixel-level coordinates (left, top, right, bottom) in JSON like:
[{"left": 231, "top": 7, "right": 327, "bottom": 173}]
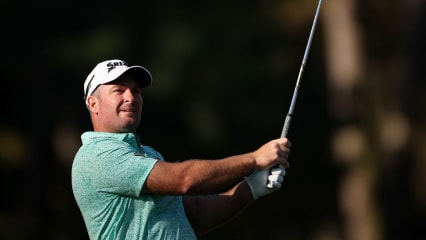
[{"left": 72, "top": 59, "right": 291, "bottom": 239}]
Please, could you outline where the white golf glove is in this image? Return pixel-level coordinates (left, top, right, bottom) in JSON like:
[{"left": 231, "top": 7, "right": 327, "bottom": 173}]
[{"left": 245, "top": 165, "right": 286, "bottom": 200}]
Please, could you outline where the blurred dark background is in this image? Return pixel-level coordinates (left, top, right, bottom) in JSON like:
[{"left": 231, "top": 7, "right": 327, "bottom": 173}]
[{"left": 1, "top": 0, "right": 425, "bottom": 239}]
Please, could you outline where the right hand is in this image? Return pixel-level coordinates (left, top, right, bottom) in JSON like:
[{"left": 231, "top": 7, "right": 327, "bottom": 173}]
[{"left": 251, "top": 138, "right": 291, "bottom": 169}]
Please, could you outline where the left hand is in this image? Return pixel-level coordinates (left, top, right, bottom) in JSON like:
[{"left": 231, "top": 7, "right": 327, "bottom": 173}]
[{"left": 245, "top": 165, "right": 286, "bottom": 199}]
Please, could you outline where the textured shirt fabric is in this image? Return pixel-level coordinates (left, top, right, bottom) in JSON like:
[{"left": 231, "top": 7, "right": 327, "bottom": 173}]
[{"left": 71, "top": 132, "right": 197, "bottom": 240}]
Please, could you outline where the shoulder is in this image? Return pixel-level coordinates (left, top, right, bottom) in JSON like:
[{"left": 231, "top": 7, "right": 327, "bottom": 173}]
[{"left": 75, "top": 132, "right": 137, "bottom": 166}]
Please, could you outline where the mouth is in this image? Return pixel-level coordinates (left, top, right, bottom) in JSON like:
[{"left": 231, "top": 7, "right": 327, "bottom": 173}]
[
  {"left": 121, "top": 109, "right": 136, "bottom": 113},
  {"left": 119, "top": 107, "right": 139, "bottom": 115},
  {"left": 119, "top": 103, "right": 140, "bottom": 115}
]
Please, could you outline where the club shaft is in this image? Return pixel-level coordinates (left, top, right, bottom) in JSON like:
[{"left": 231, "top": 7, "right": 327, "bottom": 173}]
[{"left": 281, "top": 0, "right": 322, "bottom": 138}]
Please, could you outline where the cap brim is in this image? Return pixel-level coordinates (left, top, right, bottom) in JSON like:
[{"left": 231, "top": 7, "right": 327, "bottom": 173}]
[{"left": 125, "top": 66, "right": 152, "bottom": 88}]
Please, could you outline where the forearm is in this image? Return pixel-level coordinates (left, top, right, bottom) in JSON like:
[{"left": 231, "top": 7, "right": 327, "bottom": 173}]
[
  {"left": 143, "top": 138, "right": 291, "bottom": 195},
  {"left": 183, "top": 181, "right": 254, "bottom": 235},
  {"left": 143, "top": 153, "right": 257, "bottom": 195}
]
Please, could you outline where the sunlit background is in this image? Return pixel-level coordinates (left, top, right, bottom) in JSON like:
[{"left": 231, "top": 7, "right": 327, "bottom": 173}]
[{"left": 1, "top": 0, "right": 425, "bottom": 239}]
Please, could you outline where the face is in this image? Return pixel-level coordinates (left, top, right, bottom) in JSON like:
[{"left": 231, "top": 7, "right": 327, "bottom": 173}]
[{"left": 88, "top": 73, "right": 143, "bottom": 133}]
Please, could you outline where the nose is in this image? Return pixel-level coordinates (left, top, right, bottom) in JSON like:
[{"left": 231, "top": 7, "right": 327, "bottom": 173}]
[
  {"left": 122, "top": 88, "right": 133, "bottom": 102},
  {"left": 124, "top": 88, "right": 141, "bottom": 103}
]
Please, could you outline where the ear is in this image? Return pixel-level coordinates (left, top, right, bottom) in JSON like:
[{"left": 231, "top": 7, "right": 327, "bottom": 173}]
[{"left": 87, "top": 96, "right": 99, "bottom": 113}]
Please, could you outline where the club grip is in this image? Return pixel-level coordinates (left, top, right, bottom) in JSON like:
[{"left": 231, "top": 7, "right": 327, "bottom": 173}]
[
  {"left": 267, "top": 115, "right": 292, "bottom": 189},
  {"left": 280, "top": 115, "right": 292, "bottom": 138}
]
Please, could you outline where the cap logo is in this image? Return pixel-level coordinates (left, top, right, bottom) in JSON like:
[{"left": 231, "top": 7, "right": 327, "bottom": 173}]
[{"left": 106, "top": 61, "right": 128, "bottom": 73}]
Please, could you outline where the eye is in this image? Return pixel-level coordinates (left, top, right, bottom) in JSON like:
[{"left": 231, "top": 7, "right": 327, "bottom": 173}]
[
  {"left": 133, "top": 88, "right": 142, "bottom": 95},
  {"left": 112, "top": 87, "right": 124, "bottom": 93}
]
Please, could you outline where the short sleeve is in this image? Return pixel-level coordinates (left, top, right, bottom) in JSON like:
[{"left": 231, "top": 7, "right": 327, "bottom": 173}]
[{"left": 88, "top": 139, "right": 158, "bottom": 197}]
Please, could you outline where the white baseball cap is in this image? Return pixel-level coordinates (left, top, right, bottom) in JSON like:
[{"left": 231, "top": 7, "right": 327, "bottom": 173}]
[{"left": 83, "top": 59, "right": 152, "bottom": 104}]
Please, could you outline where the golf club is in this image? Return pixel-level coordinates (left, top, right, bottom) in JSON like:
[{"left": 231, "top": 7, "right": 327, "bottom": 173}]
[{"left": 267, "top": 0, "right": 323, "bottom": 189}]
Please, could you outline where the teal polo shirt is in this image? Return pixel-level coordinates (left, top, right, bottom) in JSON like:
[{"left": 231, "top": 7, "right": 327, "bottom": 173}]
[{"left": 71, "top": 132, "right": 196, "bottom": 240}]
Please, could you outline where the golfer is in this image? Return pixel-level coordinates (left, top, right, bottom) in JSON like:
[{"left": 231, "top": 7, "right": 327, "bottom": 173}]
[{"left": 71, "top": 59, "right": 291, "bottom": 239}]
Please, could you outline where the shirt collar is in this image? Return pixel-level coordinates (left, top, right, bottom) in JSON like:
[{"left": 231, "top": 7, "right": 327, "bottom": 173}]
[{"left": 81, "top": 131, "right": 141, "bottom": 146}]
